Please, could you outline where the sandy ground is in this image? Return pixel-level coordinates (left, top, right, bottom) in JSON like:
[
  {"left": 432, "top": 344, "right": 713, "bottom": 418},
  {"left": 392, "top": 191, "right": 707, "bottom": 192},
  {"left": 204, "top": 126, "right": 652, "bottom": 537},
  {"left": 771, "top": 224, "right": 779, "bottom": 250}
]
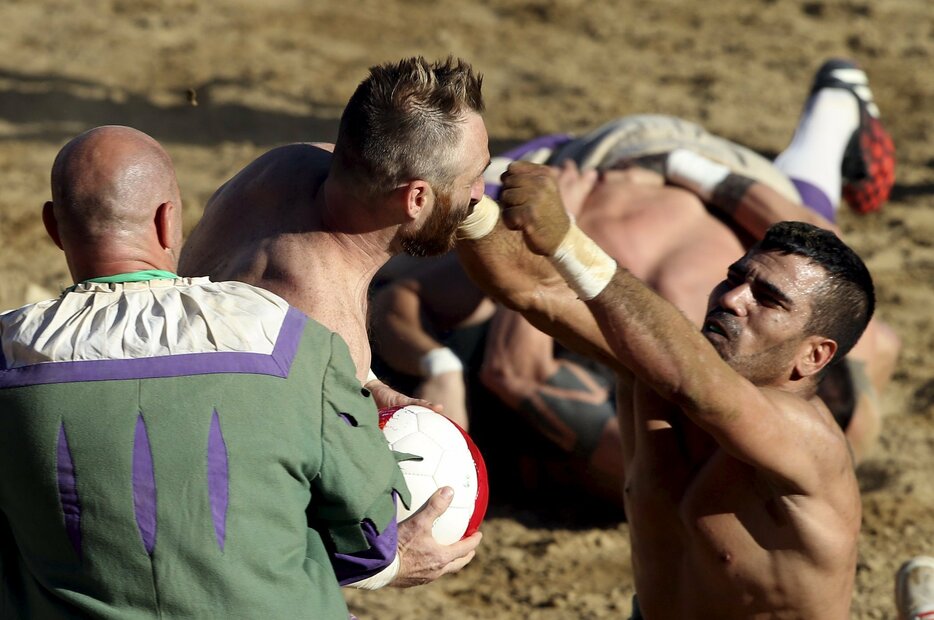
[{"left": 0, "top": 0, "right": 931, "bottom": 617}]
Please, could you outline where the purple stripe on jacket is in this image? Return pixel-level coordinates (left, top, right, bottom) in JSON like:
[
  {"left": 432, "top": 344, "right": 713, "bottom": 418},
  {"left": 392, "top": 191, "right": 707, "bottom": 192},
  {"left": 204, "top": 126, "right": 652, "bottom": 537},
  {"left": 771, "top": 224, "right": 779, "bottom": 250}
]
[
  {"left": 207, "top": 409, "right": 230, "bottom": 551},
  {"left": 56, "top": 423, "right": 83, "bottom": 559},
  {"left": 133, "top": 414, "right": 158, "bottom": 555},
  {"left": 0, "top": 307, "right": 307, "bottom": 389}
]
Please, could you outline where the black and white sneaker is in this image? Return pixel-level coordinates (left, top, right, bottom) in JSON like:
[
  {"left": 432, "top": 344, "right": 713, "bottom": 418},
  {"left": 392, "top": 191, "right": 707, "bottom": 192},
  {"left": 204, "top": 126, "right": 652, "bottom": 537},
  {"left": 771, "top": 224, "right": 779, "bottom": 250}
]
[{"left": 810, "top": 58, "right": 895, "bottom": 214}]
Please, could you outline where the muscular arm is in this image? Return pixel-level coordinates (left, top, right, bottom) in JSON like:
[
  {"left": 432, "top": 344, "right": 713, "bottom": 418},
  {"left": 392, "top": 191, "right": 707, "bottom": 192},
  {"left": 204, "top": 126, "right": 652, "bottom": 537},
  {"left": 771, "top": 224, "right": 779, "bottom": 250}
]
[{"left": 587, "top": 268, "right": 837, "bottom": 491}]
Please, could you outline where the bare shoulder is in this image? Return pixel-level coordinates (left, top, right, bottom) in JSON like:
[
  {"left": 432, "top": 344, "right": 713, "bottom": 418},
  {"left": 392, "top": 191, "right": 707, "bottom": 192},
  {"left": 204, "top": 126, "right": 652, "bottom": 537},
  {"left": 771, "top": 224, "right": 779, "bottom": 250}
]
[
  {"left": 243, "top": 142, "right": 333, "bottom": 178},
  {"left": 180, "top": 143, "right": 331, "bottom": 278},
  {"left": 760, "top": 386, "right": 855, "bottom": 479}
]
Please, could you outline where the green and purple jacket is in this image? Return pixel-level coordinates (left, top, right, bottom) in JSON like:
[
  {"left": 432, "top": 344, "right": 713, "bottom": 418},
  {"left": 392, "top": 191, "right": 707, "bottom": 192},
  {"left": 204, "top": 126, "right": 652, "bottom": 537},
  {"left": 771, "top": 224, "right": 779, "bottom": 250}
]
[{"left": 0, "top": 275, "right": 408, "bottom": 619}]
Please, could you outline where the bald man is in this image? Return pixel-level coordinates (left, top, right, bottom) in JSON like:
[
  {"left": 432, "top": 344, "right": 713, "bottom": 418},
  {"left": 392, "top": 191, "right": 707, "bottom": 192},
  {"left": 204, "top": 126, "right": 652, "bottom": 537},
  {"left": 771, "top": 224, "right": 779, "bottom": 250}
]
[{"left": 0, "top": 126, "right": 479, "bottom": 620}]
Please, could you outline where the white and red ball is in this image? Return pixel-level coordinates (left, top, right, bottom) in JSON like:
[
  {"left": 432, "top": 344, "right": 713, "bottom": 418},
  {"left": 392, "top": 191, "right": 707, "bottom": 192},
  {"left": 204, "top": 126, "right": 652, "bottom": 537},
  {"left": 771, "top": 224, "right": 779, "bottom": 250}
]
[{"left": 378, "top": 405, "right": 489, "bottom": 545}]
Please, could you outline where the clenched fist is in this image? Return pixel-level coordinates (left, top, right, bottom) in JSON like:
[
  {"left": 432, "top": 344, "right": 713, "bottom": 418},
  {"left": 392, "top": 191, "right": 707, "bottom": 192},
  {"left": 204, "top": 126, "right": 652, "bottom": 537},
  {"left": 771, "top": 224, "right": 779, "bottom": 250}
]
[{"left": 499, "top": 161, "right": 571, "bottom": 256}]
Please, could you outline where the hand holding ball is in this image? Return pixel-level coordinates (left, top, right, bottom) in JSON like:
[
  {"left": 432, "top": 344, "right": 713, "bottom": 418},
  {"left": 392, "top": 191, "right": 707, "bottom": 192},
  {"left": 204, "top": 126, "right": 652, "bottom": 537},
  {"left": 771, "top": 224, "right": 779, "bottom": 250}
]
[{"left": 379, "top": 405, "right": 489, "bottom": 545}]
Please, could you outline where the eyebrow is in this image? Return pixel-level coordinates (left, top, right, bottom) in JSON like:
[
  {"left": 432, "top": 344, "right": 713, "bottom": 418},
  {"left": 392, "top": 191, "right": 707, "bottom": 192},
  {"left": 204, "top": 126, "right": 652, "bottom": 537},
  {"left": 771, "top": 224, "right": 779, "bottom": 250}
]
[{"left": 728, "top": 262, "right": 794, "bottom": 307}]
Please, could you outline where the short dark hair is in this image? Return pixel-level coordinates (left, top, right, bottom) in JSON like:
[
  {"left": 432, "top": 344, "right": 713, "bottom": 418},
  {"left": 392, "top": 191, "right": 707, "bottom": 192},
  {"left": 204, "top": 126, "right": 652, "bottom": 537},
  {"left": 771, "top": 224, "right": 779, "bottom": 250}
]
[
  {"left": 331, "top": 56, "right": 484, "bottom": 198},
  {"left": 757, "top": 221, "right": 875, "bottom": 362}
]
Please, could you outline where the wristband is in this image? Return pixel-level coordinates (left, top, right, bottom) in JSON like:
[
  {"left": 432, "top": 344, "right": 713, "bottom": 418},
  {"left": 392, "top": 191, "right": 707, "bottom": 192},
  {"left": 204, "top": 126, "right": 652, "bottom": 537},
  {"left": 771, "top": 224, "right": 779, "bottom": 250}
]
[
  {"left": 665, "top": 149, "right": 731, "bottom": 202},
  {"left": 549, "top": 225, "right": 617, "bottom": 301},
  {"left": 419, "top": 347, "right": 464, "bottom": 377},
  {"left": 345, "top": 554, "right": 400, "bottom": 590},
  {"left": 457, "top": 195, "right": 499, "bottom": 240}
]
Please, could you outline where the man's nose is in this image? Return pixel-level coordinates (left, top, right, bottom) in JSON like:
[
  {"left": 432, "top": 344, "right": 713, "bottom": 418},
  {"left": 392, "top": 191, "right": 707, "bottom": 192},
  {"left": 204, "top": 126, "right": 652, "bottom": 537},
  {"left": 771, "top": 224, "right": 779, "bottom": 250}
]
[
  {"left": 470, "top": 177, "right": 486, "bottom": 203},
  {"left": 719, "top": 283, "right": 751, "bottom": 317}
]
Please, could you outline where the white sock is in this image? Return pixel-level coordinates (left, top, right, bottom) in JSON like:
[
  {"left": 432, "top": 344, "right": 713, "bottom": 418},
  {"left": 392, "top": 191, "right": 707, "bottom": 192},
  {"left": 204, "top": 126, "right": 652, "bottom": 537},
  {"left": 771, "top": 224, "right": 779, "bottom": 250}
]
[{"left": 774, "top": 88, "right": 860, "bottom": 212}]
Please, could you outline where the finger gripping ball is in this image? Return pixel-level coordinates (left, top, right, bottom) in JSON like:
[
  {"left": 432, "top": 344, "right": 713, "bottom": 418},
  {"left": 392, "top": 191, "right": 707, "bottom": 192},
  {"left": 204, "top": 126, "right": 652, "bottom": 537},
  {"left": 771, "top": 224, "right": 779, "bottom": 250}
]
[{"left": 379, "top": 405, "right": 489, "bottom": 545}]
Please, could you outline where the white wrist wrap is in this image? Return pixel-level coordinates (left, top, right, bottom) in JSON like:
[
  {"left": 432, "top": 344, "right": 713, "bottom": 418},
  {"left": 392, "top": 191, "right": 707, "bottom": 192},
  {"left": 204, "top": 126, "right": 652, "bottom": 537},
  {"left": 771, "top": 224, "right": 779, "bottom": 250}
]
[
  {"left": 366, "top": 368, "right": 378, "bottom": 383},
  {"left": 549, "top": 225, "right": 617, "bottom": 301},
  {"left": 345, "top": 554, "right": 400, "bottom": 590},
  {"left": 456, "top": 195, "right": 499, "bottom": 240},
  {"left": 665, "top": 148, "right": 731, "bottom": 201},
  {"left": 419, "top": 347, "right": 464, "bottom": 377}
]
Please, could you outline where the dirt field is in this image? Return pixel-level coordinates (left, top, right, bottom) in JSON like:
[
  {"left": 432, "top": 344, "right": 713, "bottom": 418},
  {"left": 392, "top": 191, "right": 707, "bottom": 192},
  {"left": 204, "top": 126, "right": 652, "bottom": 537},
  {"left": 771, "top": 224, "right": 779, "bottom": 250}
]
[{"left": 1, "top": 0, "right": 931, "bottom": 617}]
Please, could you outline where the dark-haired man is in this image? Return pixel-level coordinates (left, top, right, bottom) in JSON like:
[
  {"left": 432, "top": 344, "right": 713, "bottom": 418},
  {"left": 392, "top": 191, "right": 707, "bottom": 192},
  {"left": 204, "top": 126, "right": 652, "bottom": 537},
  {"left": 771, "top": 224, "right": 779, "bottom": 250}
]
[
  {"left": 457, "top": 162, "right": 870, "bottom": 618},
  {"left": 180, "top": 56, "right": 491, "bottom": 407}
]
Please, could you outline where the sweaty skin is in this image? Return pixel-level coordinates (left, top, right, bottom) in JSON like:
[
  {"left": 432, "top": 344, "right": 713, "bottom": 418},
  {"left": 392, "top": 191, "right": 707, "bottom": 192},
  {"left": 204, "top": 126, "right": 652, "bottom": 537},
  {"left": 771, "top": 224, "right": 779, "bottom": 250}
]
[{"left": 457, "top": 162, "right": 862, "bottom": 619}]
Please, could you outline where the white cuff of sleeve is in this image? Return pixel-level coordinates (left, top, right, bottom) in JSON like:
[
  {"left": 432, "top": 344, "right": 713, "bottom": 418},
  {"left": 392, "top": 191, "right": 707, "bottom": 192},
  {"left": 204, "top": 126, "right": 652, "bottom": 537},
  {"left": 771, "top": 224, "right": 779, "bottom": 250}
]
[
  {"left": 419, "top": 347, "right": 464, "bottom": 377},
  {"left": 366, "top": 368, "right": 378, "bottom": 384},
  {"left": 665, "top": 148, "right": 731, "bottom": 202},
  {"left": 549, "top": 225, "right": 617, "bottom": 301},
  {"left": 345, "top": 554, "right": 400, "bottom": 590},
  {"left": 457, "top": 195, "right": 499, "bottom": 240}
]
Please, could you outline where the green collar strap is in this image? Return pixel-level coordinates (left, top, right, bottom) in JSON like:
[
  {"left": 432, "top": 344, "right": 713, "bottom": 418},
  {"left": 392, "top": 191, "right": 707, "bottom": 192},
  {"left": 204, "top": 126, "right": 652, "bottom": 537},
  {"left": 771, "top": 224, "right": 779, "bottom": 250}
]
[
  {"left": 82, "top": 270, "right": 179, "bottom": 284},
  {"left": 64, "top": 270, "right": 180, "bottom": 294}
]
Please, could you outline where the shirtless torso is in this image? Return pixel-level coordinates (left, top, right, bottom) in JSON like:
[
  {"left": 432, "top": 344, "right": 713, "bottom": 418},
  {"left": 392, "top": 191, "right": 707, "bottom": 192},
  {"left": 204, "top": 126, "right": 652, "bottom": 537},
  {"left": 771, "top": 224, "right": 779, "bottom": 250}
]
[
  {"left": 621, "top": 378, "right": 859, "bottom": 619},
  {"left": 180, "top": 144, "right": 384, "bottom": 379}
]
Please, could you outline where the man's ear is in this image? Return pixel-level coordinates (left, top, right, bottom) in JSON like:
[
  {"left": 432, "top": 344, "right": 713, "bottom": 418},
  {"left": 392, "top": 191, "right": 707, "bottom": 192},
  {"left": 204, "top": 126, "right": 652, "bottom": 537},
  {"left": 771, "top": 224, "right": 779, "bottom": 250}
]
[
  {"left": 400, "top": 180, "right": 433, "bottom": 221},
  {"left": 154, "top": 201, "right": 179, "bottom": 251},
  {"left": 794, "top": 336, "right": 838, "bottom": 379},
  {"left": 42, "top": 201, "right": 64, "bottom": 250}
]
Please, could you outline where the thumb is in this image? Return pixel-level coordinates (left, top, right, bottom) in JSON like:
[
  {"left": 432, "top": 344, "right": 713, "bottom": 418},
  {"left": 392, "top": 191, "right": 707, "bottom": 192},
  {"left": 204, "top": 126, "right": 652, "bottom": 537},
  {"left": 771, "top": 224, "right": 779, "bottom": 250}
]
[{"left": 415, "top": 486, "right": 455, "bottom": 523}]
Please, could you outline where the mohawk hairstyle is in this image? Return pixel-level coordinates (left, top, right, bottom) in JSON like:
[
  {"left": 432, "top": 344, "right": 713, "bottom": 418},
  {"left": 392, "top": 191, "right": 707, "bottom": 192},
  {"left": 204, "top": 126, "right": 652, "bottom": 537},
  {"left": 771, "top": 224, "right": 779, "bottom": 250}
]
[{"left": 331, "top": 56, "right": 484, "bottom": 198}]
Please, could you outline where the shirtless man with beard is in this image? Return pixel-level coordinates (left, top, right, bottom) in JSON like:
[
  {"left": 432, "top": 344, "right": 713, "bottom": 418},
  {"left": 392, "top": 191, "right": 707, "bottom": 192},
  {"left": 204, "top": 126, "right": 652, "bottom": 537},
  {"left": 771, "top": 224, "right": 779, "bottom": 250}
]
[
  {"left": 180, "top": 56, "right": 491, "bottom": 396},
  {"left": 178, "top": 55, "right": 490, "bottom": 589}
]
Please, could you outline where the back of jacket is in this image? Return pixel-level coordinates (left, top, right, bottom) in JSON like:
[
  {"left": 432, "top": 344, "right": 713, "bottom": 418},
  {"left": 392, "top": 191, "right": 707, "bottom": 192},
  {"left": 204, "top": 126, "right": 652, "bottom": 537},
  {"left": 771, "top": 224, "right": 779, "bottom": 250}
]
[{"left": 0, "top": 278, "right": 406, "bottom": 619}]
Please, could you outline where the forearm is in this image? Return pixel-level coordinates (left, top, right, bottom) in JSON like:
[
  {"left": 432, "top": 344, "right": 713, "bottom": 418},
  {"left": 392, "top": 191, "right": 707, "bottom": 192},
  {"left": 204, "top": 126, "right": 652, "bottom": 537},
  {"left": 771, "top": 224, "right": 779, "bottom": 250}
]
[
  {"left": 372, "top": 284, "right": 446, "bottom": 377},
  {"left": 541, "top": 220, "right": 735, "bottom": 415},
  {"left": 709, "top": 175, "right": 838, "bottom": 239},
  {"left": 585, "top": 266, "right": 732, "bottom": 410},
  {"left": 665, "top": 149, "right": 840, "bottom": 240},
  {"left": 456, "top": 218, "right": 555, "bottom": 313}
]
